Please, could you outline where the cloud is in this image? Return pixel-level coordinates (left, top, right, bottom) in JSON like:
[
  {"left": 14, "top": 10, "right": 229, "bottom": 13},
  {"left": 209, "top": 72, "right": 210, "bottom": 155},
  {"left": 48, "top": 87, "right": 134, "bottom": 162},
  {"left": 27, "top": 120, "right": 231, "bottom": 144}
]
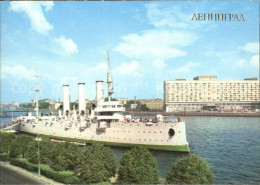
[
  {"left": 1, "top": 65, "right": 35, "bottom": 80},
  {"left": 115, "top": 30, "right": 197, "bottom": 60},
  {"left": 114, "top": 60, "right": 141, "bottom": 75},
  {"left": 60, "top": 77, "right": 78, "bottom": 85},
  {"left": 153, "top": 59, "right": 165, "bottom": 69},
  {"left": 145, "top": 3, "right": 191, "bottom": 29},
  {"left": 169, "top": 62, "right": 200, "bottom": 74},
  {"left": 250, "top": 55, "right": 259, "bottom": 67},
  {"left": 9, "top": 1, "right": 54, "bottom": 34},
  {"left": 54, "top": 36, "right": 78, "bottom": 54},
  {"left": 89, "top": 62, "right": 107, "bottom": 72},
  {"left": 235, "top": 59, "right": 246, "bottom": 68},
  {"left": 239, "top": 42, "right": 259, "bottom": 53}
]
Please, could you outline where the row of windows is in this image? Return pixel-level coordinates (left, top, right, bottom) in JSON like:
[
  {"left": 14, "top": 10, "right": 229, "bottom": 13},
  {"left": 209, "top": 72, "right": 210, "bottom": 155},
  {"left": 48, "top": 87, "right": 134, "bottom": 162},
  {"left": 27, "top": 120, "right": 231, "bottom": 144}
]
[
  {"left": 112, "top": 130, "right": 163, "bottom": 134},
  {"left": 167, "top": 102, "right": 257, "bottom": 107},
  {"left": 99, "top": 136, "right": 170, "bottom": 142}
]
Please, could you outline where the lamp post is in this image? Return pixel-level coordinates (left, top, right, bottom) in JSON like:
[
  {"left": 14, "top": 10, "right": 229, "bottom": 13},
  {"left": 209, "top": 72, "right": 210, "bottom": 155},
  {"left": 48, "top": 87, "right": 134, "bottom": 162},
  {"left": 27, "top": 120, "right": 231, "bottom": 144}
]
[{"left": 35, "top": 134, "right": 41, "bottom": 176}]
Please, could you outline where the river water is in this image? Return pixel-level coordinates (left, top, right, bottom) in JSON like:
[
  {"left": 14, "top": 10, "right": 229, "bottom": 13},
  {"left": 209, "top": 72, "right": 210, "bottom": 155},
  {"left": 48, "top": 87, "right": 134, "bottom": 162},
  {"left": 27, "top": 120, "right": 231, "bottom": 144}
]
[{"left": 1, "top": 114, "right": 259, "bottom": 184}]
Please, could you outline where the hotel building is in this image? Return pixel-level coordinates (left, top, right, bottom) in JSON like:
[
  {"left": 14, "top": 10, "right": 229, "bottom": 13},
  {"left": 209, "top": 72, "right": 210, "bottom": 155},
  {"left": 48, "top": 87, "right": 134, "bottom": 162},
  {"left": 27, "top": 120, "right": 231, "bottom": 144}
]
[{"left": 164, "top": 76, "right": 260, "bottom": 112}]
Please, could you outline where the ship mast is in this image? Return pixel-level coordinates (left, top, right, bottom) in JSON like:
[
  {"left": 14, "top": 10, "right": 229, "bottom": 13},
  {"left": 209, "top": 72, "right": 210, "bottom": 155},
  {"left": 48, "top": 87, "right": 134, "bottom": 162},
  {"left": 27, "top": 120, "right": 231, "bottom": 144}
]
[
  {"left": 34, "top": 64, "right": 40, "bottom": 118},
  {"left": 106, "top": 38, "right": 114, "bottom": 102}
]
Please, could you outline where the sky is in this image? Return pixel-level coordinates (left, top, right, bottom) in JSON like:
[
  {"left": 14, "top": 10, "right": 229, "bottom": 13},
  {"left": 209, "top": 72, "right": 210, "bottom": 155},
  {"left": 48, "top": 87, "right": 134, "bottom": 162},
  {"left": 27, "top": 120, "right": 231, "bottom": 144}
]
[{"left": 1, "top": 1, "right": 259, "bottom": 103}]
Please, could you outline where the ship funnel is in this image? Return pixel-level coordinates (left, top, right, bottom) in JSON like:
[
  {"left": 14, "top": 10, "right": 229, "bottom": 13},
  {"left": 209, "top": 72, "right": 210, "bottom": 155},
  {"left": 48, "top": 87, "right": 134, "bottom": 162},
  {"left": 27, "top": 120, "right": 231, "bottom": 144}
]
[
  {"left": 62, "top": 85, "right": 70, "bottom": 116},
  {"left": 78, "top": 83, "right": 86, "bottom": 115},
  {"left": 96, "top": 81, "right": 104, "bottom": 106}
]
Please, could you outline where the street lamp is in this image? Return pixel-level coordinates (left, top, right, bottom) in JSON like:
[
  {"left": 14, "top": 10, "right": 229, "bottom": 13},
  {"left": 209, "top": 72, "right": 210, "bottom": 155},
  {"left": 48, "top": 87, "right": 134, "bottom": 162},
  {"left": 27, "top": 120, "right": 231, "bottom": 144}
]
[{"left": 35, "top": 134, "right": 41, "bottom": 176}]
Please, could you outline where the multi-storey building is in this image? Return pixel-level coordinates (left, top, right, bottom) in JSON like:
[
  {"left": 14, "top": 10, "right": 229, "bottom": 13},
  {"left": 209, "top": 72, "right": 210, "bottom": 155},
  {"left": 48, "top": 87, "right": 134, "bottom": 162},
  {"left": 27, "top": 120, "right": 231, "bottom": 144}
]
[{"left": 164, "top": 76, "right": 260, "bottom": 112}]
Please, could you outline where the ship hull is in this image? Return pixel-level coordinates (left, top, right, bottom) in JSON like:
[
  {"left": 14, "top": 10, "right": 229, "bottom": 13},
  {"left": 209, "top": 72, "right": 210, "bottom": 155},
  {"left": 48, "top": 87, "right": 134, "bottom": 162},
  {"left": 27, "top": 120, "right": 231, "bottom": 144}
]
[{"left": 19, "top": 120, "right": 190, "bottom": 152}]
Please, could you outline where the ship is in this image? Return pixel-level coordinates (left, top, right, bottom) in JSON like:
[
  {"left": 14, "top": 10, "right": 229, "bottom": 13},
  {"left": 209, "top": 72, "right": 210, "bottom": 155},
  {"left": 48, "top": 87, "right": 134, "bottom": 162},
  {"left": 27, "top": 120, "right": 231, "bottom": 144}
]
[{"left": 1, "top": 41, "right": 190, "bottom": 152}]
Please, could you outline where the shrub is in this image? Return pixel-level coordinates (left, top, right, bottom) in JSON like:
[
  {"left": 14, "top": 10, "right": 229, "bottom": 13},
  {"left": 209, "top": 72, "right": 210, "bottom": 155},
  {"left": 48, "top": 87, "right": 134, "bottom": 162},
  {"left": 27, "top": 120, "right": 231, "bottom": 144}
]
[
  {"left": 10, "top": 135, "right": 33, "bottom": 158},
  {"left": 0, "top": 153, "right": 10, "bottom": 161},
  {"left": 166, "top": 154, "right": 215, "bottom": 184},
  {"left": 0, "top": 132, "right": 16, "bottom": 153},
  {"left": 118, "top": 147, "right": 159, "bottom": 184},
  {"left": 10, "top": 158, "right": 81, "bottom": 184},
  {"left": 51, "top": 141, "right": 81, "bottom": 171},
  {"left": 79, "top": 144, "right": 116, "bottom": 184},
  {"left": 27, "top": 137, "right": 54, "bottom": 164}
]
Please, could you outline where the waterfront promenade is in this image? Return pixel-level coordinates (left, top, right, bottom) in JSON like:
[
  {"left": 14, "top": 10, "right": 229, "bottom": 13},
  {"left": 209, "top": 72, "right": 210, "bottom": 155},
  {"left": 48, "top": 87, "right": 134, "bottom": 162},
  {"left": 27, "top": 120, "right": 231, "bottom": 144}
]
[{"left": 0, "top": 161, "right": 61, "bottom": 185}]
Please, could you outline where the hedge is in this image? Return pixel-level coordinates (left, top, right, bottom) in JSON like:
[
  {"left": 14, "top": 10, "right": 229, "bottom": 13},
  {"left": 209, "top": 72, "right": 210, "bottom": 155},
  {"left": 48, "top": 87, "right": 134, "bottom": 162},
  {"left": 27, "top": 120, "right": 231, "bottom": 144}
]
[
  {"left": 0, "top": 153, "right": 10, "bottom": 161},
  {"left": 10, "top": 158, "right": 82, "bottom": 184}
]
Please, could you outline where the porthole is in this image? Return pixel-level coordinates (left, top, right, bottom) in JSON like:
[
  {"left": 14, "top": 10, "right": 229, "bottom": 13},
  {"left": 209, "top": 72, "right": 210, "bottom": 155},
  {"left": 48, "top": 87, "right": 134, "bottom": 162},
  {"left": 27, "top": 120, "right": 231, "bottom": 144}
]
[{"left": 168, "top": 128, "right": 175, "bottom": 137}]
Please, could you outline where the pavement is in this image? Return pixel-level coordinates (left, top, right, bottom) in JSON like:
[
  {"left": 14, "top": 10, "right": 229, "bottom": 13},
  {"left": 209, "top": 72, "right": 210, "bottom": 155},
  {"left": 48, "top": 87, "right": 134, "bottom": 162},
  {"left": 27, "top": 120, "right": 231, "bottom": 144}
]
[{"left": 0, "top": 161, "right": 63, "bottom": 185}]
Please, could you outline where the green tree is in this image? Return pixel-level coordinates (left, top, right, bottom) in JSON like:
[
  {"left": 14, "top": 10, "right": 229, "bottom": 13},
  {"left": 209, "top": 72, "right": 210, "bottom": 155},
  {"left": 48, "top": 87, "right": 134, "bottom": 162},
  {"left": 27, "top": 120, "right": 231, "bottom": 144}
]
[
  {"left": 19, "top": 103, "right": 33, "bottom": 108},
  {"left": 166, "top": 154, "right": 215, "bottom": 184},
  {"left": 70, "top": 102, "right": 76, "bottom": 110},
  {"left": 39, "top": 102, "right": 50, "bottom": 109},
  {"left": 51, "top": 142, "right": 81, "bottom": 171},
  {"left": 118, "top": 147, "right": 159, "bottom": 184},
  {"left": 140, "top": 104, "right": 150, "bottom": 111},
  {"left": 104, "top": 97, "right": 117, "bottom": 102},
  {"left": 0, "top": 132, "right": 16, "bottom": 153},
  {"left": 123, "top": 100, "right": 135, "bottom": 110},
  {"left": 27, "top": 137, "right": 54, "bottom": 164},
  {"left": 79, "top": 144, "right": 116, "bottom": 184},
  {"left": 10, "top": 135, "right": 33, "bottom": 158}
]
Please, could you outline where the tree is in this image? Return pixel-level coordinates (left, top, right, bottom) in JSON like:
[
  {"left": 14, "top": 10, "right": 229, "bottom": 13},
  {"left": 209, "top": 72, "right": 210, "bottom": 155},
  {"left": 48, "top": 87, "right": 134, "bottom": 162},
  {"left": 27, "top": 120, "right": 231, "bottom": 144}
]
[
  {"left": 118, "top": 147, "right": 159, "bottom": 184},
  {"left": 10, "top": 135, "right": 33, "bottom": 158},
  {"left": 27, "top": 137, "right": 54, "bottom": 164},
  {"left": 70, "top": 102, "right": 76, "bottom": 110},
  {"left": 140, "top": 104, "right": 150, "bottom": 111},
  {"left": 51, "top": 142, "right": 81, "bottom": 171},
  {"left": 166, "top": 154, "right": 214, "bottom": 184},
  {"left": 79, "top": 144, "right": 116, "bottom": 184},
  {"left": 19, "top": 103, "right": 33, "bottom": 109},
  {"left": 123, "top": 100, "right": 135, "bottom": 110},
  {"left": 39, "top": 102, "right": 50, "bottom": 109},
  {"left": 104, "top": 97, "right": 117, "bottom": 102},
  {"left": 0, "top": 132, "right": 16, "bottom": 153}
]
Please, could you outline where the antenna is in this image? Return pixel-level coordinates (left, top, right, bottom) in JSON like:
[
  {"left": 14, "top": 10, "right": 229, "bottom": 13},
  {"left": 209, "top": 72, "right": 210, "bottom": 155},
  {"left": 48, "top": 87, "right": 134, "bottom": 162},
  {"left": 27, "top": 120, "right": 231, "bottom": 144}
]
[
  {"left": 106, "top": 38, "right": 114, "bottom": 102},
  {"left": 34, "top": 63, "right": 40, "bottom": 118}
]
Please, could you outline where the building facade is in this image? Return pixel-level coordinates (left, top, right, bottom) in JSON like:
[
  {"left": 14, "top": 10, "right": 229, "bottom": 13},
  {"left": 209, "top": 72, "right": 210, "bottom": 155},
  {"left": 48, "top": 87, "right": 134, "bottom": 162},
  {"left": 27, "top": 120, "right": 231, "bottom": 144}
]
[
  {"left": 164, "top": 76, "right": 260, "bottom": 112},
  {"left": 140, "top": 99, "right": 164, "bottom": 111}
]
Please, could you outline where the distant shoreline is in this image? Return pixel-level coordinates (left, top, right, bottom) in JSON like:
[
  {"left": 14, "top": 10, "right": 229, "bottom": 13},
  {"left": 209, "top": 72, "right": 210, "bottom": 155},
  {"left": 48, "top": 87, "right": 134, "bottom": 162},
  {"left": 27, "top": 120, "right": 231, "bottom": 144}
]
[{"left": 125, "top": 111, "right": 260, "bottom": 117}]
